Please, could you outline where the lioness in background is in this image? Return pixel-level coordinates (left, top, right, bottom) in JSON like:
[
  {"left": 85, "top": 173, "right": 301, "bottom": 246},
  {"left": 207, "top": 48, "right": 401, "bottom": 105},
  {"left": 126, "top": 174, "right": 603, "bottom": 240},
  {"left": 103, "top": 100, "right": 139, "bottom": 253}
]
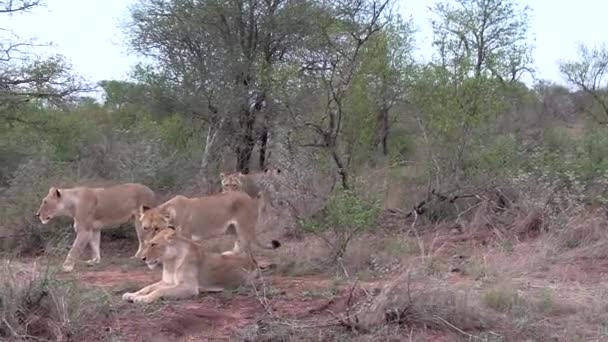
[
  {"left": 219, "top": 168, "right": 282, "bottom": 198},
  {"left": 122, "top": 227, "right": 259, "bottom": 304},
  {"left": 220, "top": 168, "right": 282, "bottom": 211},
  {"left": 36, "top": 183, "right": 156, "bottom": 272},
  {"left": 136, "top": 190, "right": 281, "bottom": 258}
]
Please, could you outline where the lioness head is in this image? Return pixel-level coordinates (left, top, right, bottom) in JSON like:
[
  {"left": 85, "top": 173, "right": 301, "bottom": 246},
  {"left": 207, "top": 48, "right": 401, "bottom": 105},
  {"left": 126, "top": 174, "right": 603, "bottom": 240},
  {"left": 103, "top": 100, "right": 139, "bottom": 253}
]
[
  {"left": 36, "top": 187, "right": 67, "bottom": 224},
  {"left": 139, "top": 228, "right": 178, "bottom": 270},
  {"left": 219, "top": 168, "right": 282, "bottom": 193},
  {"left": 219, "top": 172, "right": 244, "bottom": 193},
  {"left": 138, "top": 205, "right": 175, "bottom": 245}
]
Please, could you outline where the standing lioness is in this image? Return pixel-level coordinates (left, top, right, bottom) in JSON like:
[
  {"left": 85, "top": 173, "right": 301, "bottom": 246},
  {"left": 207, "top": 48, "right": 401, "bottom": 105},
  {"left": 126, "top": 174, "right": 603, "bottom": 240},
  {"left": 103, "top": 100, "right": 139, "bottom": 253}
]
[
  {"left": 137, "top": 190, "right": 281, "bottom": 258},
  {"left": 36, "top": 183, "right": 156, "bottom": 272},
  {"left": 122, "top": 227, "right": 259, "bottom": 304}
]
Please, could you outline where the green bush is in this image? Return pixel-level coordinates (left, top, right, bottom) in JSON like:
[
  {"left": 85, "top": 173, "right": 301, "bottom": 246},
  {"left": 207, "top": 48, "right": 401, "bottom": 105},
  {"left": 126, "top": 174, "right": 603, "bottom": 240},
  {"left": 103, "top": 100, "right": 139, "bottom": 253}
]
[
  {"left": 464, "top": 133, "right": 520, "bottom": 180},
  {"left": 299, "top": 190, "right": 381, "bottom": 265},
  {"left": 300, "top": 190, "right": 382, "bottom": 234}
]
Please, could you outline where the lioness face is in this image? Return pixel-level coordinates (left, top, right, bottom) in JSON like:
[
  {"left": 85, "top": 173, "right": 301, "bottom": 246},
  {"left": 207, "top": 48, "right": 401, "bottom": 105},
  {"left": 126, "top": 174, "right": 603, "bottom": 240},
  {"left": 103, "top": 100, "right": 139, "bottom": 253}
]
[
  {"left": 220, "top": 168, "right": 282, "bottom": 193},
  {"left": 138, "top": 206, "right": 172, "bottom": 244},
  {"left": 36, "top": 187, "right": 65, "bottom": 224},
  {"left": 140, "top": 229, "right": 177, "bottom": 270},
  {"left": 220, "top": 172, "right": 244, "bottom": 193}
]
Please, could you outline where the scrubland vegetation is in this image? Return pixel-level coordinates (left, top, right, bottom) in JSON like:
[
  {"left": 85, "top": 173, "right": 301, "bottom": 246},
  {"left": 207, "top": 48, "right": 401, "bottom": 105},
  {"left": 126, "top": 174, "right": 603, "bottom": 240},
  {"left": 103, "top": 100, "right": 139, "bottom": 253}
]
[{"left": 3, "top": 0, "right": 608, "bottom": 340}]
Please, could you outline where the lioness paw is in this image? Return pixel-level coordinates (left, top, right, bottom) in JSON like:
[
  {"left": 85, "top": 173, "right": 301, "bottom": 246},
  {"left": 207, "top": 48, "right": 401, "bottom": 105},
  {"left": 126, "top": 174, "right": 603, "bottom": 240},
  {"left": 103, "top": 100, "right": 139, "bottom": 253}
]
[
  {"left": 122, "top": 292, "right": 136, "bottom": 302},
  {"left": 132, "top": 295, "right": 155, "bottom": 304},
  {"left": 62, "top": 264, "right": 75, "bottom": 272},
  {"left": 85, "top": 258, "right": 100, "bottom": 266}
]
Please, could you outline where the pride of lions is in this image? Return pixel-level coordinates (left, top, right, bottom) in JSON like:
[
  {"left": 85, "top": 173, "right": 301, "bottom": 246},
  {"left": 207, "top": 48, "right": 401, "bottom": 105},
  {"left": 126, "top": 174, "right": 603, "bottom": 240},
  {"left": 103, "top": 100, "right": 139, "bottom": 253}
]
[{"left": 35, "top": 169, "right": 283, "bottom": 304}]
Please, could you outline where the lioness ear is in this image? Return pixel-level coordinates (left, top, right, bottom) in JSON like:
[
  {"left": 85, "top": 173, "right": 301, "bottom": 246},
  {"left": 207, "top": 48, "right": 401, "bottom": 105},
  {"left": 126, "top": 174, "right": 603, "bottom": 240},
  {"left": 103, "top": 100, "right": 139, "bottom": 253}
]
[
  {"left": 50, "top": 187, "right": 61, "bottom": 198},
  {"left": 165, "top": 230, "right": 177, "bottom": 243},
  {"left": 140, "top": 205, "right": 151, "bottom": 214},
  {"left": 162, "top": 207, "right": 176, "bottom": 222}
]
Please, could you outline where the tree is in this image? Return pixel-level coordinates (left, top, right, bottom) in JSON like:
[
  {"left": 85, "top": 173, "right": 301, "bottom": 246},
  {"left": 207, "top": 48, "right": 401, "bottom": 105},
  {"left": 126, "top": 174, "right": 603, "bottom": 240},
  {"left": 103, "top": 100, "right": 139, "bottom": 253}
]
[
  {"left": 355, "top": 15, "right": 415, "bottom": 156},
  {"left": 559, "top": 43, "right": 608, "bottom": 124},
  {"left": 429, "top": 0, "right": 533, "bottom": 82},
  {"left": 127, "top": 0, "right": 315, "bottom": 189},
  {"left": 0, "top": 0, "right": 90, "bottom": 126},
  {"left": 293, "top": 0, "right": 394, "bottom": 189},
  {"left": 413, "top": 0, "right": 533, "bottom": 183}
]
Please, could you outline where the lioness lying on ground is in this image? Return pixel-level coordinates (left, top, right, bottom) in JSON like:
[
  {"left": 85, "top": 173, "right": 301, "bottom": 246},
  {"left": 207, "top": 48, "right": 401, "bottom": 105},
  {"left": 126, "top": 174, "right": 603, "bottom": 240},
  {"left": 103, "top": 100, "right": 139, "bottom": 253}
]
[
  {"left": 136, "top": 190, "right": 280, "bottom": 258},
  {"left": 36, "top": 183, "right": 156, "bottom": 272},
  {"left": 122, "top": 227, "right": 259, "bottom": 304}
]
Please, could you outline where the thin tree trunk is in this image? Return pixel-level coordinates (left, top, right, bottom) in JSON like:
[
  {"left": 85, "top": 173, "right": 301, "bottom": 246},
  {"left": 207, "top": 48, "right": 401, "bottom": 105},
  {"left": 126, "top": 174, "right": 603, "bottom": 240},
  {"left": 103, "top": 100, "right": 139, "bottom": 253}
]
[
  {"left": 200, "top": 119, "right": 225, "bottom": 194},
  {"left": 332, "top": 149, "right": 349, "bottom": 190},
  {"left": 373, "top": 105, "right": 390, "bottom": 156},
  {"left": 258, "top": 125, "right": 269, "bottom": 170},
  {"left": 235, "top": 108, "right": 256, "bottom": 174}
]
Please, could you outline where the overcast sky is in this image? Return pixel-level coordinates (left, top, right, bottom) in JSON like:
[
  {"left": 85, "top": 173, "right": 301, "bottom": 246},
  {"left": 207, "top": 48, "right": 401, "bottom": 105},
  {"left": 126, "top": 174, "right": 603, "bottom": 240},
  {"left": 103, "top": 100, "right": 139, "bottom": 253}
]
[{"left": 3, "top": 0, "right": 607, "bottom": 97}]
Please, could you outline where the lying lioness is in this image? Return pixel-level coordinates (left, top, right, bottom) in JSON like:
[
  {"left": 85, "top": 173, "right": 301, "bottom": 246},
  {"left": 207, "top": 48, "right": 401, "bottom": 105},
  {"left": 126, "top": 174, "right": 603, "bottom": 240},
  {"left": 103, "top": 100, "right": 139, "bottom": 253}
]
[
  {"left": 36, "top": 183, "right": 156, "bottom": 272},
  {"left": 137, "top": 190, "right": 280, "bottom": 258},
  {"left": 122, "top": 227, "right": 259, "bottom": 304}
]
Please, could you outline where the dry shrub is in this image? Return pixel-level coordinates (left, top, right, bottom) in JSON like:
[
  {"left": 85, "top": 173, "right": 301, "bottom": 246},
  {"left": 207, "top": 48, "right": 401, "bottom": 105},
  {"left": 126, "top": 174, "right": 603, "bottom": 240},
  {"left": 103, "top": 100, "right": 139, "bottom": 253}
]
[
  {"left": 0, "top": 259, "right": 114, "bottom": 341},
  {"left": 355, "top": 271, "right": 497, "bottom": 336},
  {"left": 552, "top": 209, "right": 608, "bottom": 259},
  {"left": 273, "top": 236, "right": 332, "bottom": 276}
]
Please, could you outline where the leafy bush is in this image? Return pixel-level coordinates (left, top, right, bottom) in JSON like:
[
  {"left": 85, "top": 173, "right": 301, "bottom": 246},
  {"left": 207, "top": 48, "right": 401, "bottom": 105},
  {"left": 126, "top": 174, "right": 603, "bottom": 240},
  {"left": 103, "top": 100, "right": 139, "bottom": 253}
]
[{"left": 300, "top": 190, "right": 381, "bottom": 264}]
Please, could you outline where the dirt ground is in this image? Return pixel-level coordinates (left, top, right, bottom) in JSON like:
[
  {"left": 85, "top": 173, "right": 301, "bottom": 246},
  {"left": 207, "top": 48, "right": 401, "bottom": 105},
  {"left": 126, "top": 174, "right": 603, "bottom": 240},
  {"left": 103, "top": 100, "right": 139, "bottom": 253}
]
[
  {"left": 67, "top": 259, "right": 372, "bottom": 341},
  {"left": 11, "top": 210, "right": 608, "bottom": 341}
]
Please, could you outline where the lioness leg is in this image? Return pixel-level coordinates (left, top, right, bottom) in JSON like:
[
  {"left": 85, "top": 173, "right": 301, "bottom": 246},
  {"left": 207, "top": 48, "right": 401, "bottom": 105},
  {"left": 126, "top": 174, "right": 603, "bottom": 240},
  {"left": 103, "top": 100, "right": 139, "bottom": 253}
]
[
  {"left": 122, "top": 280, "right": 166, "bottom": 302},
  {"left": 132, "top": 283, "right": 199, "bottom": 304},
  {"left": 63, "top": 230, "right": 93, "bottom": 272},
  {"left": 86, "top": 229, "right": 101, "bottom": 265},
  {"left": 222, "top": 240, "right": 241, "bottom": 256},
  {"left": 132, "top": 216, "right": 145, "bottom": 258}
]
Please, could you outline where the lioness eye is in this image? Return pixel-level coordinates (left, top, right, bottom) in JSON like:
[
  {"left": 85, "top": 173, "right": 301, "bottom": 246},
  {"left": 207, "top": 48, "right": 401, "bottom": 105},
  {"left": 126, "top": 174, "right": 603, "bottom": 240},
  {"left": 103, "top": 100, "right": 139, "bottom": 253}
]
[{"left": 151, "top": 243, "right": 157, "bottom": 247}]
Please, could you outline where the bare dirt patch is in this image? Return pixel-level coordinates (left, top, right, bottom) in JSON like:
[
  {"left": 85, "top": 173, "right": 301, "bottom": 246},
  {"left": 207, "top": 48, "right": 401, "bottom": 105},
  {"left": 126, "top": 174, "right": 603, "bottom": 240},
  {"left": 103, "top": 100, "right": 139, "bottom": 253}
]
[{"left": 70, "top": 260, "right": 375, "bottom": 342}]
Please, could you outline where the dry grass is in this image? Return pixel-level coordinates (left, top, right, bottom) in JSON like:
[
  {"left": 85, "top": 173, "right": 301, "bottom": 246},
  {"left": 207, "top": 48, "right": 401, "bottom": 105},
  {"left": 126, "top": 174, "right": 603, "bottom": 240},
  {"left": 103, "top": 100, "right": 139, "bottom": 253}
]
[{"left": 0, "top": 258, "right": 115, "bottom": 342}]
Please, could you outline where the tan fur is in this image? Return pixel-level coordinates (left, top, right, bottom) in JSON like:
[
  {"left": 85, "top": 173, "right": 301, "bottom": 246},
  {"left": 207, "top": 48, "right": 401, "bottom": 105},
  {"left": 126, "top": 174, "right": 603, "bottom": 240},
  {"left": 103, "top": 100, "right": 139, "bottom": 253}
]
[
  {"left": 36, "top": 183, "right": 156, "bottom": 272},
  {"left": 122, "top": 228, "right": 258, "bottom": 304},
  {"left": 219, "top": 168, "right": 282, "bottom": 211},
  {"left": 136, "top": 190, "right": 280, "bottom": 258},
  {"left": 219, "top": 168, "right": 281, "bottom": 197}
]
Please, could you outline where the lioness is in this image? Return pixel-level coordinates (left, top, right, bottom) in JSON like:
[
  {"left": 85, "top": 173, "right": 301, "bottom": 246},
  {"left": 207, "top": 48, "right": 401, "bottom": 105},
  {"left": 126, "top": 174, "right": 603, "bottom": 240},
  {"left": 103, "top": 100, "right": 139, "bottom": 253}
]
[
  {"left": 219, "top": 168, "right": 282, "bottom": 198},
  {"left": 122, "top": 227, "right": 259, "bottom": 304},
  {"left": 219, "top": 168, "right": 283, "bottom": 210},
  {"left": 136, "top": 190, "right": 280, "bottom": 258},
  {"left": 36, "top": 183, "right": 156, "bottom": 272}
]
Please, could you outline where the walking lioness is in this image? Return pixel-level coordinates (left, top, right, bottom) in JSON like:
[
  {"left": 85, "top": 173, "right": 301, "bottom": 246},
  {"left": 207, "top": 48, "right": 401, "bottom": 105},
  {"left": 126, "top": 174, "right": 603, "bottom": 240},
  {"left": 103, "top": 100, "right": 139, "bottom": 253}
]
[
  {"left": 136, "top": 190, "right": 281, "bottom": 258},
  {"left": 36, "top": 183, "right": 156, "bottom": 272},
  {"left": 122, "top": 227, "right": 259, "bottom": 304}
]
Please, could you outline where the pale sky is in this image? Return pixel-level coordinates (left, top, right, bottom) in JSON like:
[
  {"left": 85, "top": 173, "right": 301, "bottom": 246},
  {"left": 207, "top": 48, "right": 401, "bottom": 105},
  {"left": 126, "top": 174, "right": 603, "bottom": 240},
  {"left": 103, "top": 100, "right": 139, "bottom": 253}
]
[{"left": 3, "top": 0, "right": 607, "bottom": 98}]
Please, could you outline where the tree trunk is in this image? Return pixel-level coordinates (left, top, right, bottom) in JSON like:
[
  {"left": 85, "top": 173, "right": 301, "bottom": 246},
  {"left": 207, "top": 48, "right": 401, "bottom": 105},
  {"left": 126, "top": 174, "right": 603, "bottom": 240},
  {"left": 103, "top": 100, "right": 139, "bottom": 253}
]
[
  {"left": 200, "top": 119, "right": 225, "bottom": 194},
  {"left": 373, "top": 105, "right": 390, "bottom": 155},
  {"left": 258, "top": 125, "right": 269, "bottom": 170},
  {"left": 332, "top": 149, "right": 349, "bottom": 190},
  {"left": 235, "top": 108, "right": 256, "bottom": 174}
]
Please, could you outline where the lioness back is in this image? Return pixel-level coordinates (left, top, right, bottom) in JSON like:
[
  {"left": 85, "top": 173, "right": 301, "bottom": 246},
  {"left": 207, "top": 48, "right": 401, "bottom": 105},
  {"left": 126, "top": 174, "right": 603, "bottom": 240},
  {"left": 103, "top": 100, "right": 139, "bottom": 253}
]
[
  {"left": 201, "top": 252, "right": 257, "bottom": 289},
  {"left": 138, "top": 190, "right": 280, "bottom": 257},
  {"left": 91, "top": 183, "right": 156, "bottom": 225},
  {"left": 170, "top": 191, "right": 257, "bottom": 238}
]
